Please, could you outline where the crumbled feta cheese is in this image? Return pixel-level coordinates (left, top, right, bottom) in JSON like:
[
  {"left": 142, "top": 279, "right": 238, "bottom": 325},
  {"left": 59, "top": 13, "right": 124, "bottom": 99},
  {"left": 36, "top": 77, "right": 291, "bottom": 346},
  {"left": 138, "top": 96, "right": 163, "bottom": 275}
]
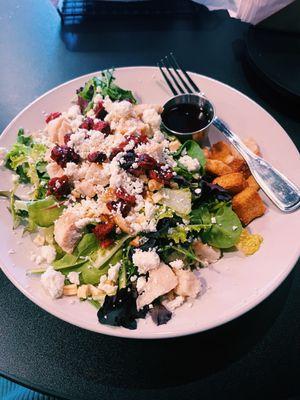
[
  {"left": 107, "top": 262, "right": 121, "bottom": 282},
  {"left": 104, "top": 98, "right": 132, "bottom": 119},
  {"left": 178, "top": 155, "right": 200, "bottom": 172},
  {"left": 142, "top": 108, "right": 161, "bottom": 129},
  {"left": 136, "top": 276, "right": 147, "bottom": 293},
  {"left": 130, "top": 275, "right": 137, "bottom": 282},
  {"left": 40, "top": 245, "right": 56, "bottom": 264},
  {"left": 195, "top": 188, "right": 202, "bottom": 195},
  {"left": 232, "top": 225, "right": 238, "bottom": 231},
  {"left": 67, "top": 271, "right": 80, "bottom": 285},
  {"left": 211, "top": 217, "right": 216, "bottom": 224},
  {"left": 132, "top": 249, "right": 160, "bottom": 274},
  {"left": 41, "top": 266, "right": 65, "bottom": 299},
  {"left": 67, "top": 105, "right": 81, "bottom": 119},
  {"left": 98, "top": 274, "right": 118, "bottom": 296},
  {"left": 169, "top": 259, "right": 184, "bottom": 269}
]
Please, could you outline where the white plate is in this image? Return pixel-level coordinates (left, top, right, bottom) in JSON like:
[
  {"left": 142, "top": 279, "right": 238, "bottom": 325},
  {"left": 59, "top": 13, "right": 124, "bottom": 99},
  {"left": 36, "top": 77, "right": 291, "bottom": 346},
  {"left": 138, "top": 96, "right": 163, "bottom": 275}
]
[{"left": 0, "top": 67, "right": 299, "bottom": 339}]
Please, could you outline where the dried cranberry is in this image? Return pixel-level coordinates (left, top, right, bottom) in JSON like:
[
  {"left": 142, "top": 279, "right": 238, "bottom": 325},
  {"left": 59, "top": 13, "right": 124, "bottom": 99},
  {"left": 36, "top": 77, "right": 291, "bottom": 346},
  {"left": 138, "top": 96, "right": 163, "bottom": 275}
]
[
  {"left": 93, "top": 221, "right": 115, "bottom": 240},
  {"left": 87, "top": 151, "right": 107, "bottom": 163},
  {"left": 47, "top": 175, "right": 71, "bottom": 199},
  {"left": 45, "top": 112, "right": 61, "bottom": 124},
  {"left": 79, "top": 117, "right": 94, "bottom": 130},
  {"left": 107, "top": 199, "right": 131, "bottom": 217},
  {"left": 94, "top": 101, "right": 108, "bottom": 120},
  {"left": 116, "top": 187, "right": 136, "bottom": 205},
  {"left": 109, "top": 145, "right": 126, "bottom": 160},
  {"left": 126, "top": 132, "right": 148, "bottom": 146},
  {"left": 93, "top": 121, "right": 111, "bottom": 135},
  {"left": 149, "top": 166, "right": 174, "bottom": 185},
  {"left": 51, "top": 145, "right": 80, "bottom": 168},
  {"left": 63, "top": 133, "right": 73, "bottom": 145},
  {"left": 128, "top": 167, "right": 144, "bottom": 177},
  {"left": 137, "top": 154, "right": 157, "bottom": 170},
  {"left": 100, "top": 238, "right": 114, "bottom": 248},
  {"left": 119, "top": 150, "right": 136, "bottom": 170}
]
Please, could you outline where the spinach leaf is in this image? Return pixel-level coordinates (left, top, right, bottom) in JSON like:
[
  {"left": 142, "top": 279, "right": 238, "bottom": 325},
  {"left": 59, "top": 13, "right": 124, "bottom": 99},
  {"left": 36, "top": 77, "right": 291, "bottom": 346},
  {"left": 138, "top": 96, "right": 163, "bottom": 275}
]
[
  {"left": 27, "top": 197, "right": 64, "bottom": 228},
  {"left": 74, "top": 233, "right": 98, "bottom": 257},
  {"left": 173, "top": 140, "right": 206, "bottom": 174},
  {"left": 201, "top": 203, "right": 242, "bottom": 248}
]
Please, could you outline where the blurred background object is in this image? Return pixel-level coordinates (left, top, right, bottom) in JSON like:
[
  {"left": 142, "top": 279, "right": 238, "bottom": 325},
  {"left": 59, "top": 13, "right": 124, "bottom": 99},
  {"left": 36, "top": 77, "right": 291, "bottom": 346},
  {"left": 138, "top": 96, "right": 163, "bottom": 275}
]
[{"left": 52, "top": 0, "right": 296, "bottom": 25}]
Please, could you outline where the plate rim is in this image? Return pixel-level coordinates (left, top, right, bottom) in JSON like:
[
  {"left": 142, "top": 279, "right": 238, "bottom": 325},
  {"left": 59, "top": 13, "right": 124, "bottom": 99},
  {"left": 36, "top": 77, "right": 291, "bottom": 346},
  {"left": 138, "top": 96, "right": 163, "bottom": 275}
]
[{"left": 0, "top": 66, "right": 299, "bottom": 339}]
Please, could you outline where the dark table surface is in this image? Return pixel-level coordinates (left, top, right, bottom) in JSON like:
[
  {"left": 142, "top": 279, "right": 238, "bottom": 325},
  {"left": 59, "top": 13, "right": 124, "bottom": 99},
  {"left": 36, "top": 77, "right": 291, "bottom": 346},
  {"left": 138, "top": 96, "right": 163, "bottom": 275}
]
[{"left": 1, "top": 1, "right": 299, "bottom": 399}]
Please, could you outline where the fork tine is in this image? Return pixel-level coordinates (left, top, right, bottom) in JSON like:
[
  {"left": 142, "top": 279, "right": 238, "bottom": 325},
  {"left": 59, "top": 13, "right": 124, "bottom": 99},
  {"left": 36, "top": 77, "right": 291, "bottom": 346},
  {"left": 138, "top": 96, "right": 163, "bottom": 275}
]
[
  {"left": 157, "top": 62, "right": 178, "bottom": 96},
  {"left": 170, "top": 52, "right": 200, "bottom": 93},
  {"left": 167, "top": 54, "right": 194, "bottom": 93},
  {"left": 161, "top": 57, "right": 185, "bottom": 94}
]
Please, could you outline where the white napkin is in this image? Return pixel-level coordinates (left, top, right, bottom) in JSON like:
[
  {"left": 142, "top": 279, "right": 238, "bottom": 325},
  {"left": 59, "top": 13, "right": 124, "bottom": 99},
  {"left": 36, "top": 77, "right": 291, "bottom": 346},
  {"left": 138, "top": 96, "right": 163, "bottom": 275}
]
[{"left": 193, "top": 0, "right": 295, "bottom": 24}]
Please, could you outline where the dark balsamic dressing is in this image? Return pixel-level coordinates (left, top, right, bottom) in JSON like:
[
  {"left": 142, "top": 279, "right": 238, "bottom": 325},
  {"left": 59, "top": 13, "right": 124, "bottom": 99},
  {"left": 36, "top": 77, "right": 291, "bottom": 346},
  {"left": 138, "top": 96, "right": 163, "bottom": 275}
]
[{"left": 162, "top": 103, "right": 212, "bottom": 133}]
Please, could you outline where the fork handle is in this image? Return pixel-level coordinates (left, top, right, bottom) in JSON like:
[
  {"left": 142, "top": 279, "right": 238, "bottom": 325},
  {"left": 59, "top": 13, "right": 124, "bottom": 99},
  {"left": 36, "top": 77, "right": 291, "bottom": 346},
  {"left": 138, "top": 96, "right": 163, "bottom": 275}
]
[{"left": 213, "top": 117, "right": 300, "bottom": 212}]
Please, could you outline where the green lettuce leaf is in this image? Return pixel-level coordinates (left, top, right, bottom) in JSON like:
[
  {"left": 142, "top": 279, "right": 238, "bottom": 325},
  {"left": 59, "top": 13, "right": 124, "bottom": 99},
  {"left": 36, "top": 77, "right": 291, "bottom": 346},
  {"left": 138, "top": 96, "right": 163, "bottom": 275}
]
[
  {"left": 27, "top": 197, "right": 64, "bottom": 228},
  {"left": 191, "top": 202, "right": 242, "bottom": 248},
  {"left": 5, "top": 129, "right": 48, "bottom": 189},
  {"left": 173, "top": 140, "right": 206, "bottom": 175}
]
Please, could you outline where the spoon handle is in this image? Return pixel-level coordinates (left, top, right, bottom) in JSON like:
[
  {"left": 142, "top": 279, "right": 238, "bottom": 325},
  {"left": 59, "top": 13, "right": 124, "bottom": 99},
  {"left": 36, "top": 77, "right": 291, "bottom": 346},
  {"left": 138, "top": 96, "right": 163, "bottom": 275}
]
[{"left": 212, "top": 117, "right": 300, "bottom": 212}]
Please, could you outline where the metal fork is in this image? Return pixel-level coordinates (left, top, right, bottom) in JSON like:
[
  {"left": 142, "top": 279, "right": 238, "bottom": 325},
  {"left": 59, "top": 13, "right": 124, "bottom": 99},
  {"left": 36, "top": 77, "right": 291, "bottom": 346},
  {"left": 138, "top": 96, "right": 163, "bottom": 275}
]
[{"left": 158, "top": 53, "right": 300, "bottom": 212}]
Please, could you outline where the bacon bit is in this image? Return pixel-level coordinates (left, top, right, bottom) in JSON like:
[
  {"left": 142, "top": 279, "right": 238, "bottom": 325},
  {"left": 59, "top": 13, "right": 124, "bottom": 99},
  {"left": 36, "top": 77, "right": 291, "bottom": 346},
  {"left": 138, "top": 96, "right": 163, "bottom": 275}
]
[
  {"left": 45, "top": 112, "right": 61, "bottom": 124},
  {"left": 47, "top": 175, "right": 71, "bottom": 199},
  {"left": 100, "top": 238, "right": 114, "bottom": 248},
  {"left": 93, "top": 221, "right": 115, "bottom": 241},
  {"left": 116, "top": 187, "right": 136, "bottom": 205}
]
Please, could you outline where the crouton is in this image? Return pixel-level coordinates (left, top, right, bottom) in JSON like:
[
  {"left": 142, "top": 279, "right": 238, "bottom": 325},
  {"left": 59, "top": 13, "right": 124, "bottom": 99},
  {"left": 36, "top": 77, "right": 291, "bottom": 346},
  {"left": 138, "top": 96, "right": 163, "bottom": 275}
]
[
  {"left": 247, "top": 175, "right": 260, "bottom": 191},
  {"left": 228, "top": 158, "right": 251, "bottom": 179},
  {"left": 232, "top": 187, "right": 266, "bottom": 225},
  {"left": 213, "top": 172, "right": 247, "bottom": 194},
  {"left": 210, "top": 141, "right": 232, "bottom": 163},
  {"left": 205, "top": 159, "right": 232, "bottom": 176}
]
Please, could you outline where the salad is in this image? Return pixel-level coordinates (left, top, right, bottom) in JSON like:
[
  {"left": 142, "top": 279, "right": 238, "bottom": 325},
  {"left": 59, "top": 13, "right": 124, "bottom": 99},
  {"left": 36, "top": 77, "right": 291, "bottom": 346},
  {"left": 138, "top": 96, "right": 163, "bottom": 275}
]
[{"left": 0, "top": 70, "right": 266, "bottom": 330}]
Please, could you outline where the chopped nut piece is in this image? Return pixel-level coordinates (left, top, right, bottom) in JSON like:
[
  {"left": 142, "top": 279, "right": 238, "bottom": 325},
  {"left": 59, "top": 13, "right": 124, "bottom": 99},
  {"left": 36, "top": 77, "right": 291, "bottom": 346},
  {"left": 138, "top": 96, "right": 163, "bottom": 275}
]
[
  {"left": 168, "top": 140, "right": 181, "bottom": 152},
  {"left": 148, "top": 179, "right": 163, "bottom": 191},
  {"left": 130, "top": 236, "right": 141, "bottom": 247},
  {"left": 63, "top": 284, "right": 78, "bottom": 296},
  {"left": 114, "top": 214, "right": 133, "bottom": 234}
]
